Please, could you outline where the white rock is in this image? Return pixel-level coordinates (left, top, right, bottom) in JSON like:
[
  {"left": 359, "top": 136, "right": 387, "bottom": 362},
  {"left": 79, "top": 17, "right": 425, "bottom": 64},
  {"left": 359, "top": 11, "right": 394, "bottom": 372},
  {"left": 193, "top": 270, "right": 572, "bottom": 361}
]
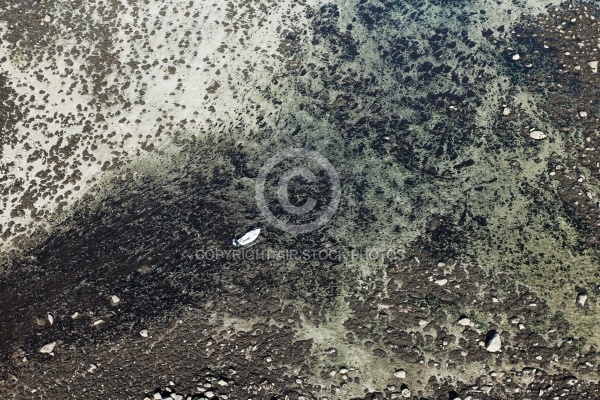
[
  {"left": 87, "top": 363, "right": 97, "bottom": 373},
  {"left": 153, "top": 394, "right": 161, "bottom": 400},
  {"left": 401, "top": 388, "right": 411, "bottom": 397},
  {"left": 529, "top": 130, "right": 547, "bottom": 140},
  {"left": 339, "top": 368, "right": 348, "bottom": 374},
  {"left": 71, "top": 312, "right": 80, "bottom": 319},
  {"left": 43, "top": 15, "right": 52, "bottom": 23},
  {"left": 434, "top": 278, "right": 448, "bottom": 286},
  {"left": 579, "top": 111, "right": 588, "bottom": 118},
  {"left": 93, "top": 319, "right": 104, "bottom": 326},
  {"left": 512, "top": 54, "right": 520, "bottom": 60},
  {"left": 588, "top": 60, "right": 598, "bottom": 72},
  {"left": 458, "top": 317, "right": 471, "bottom": 326},
  {"left": 39, "top": 342, "right": 56, "bottom": 354},
  {"left": 485, "top": 331, "right": 502, "bottom": 352},
  {"left": 232, "top": 228, "right": 261, "bottom": 247},
  {"left": 47, "top": 314, "right": 54, "bottom": 325},
  {"left": 394, "top": 369, "right": 406, "bottom": 379},
  {"left": 503, "top": 107, "right": 510, "bottom": 116},
  {"left": 140, "top": 329, "right": 149, "bottom": 338},
  {"left": 217, "top": 379, "right": 228, "bottom": 386},
  {"left": 577, "top": 293, "right": 588, "bottom": 306},
  {"left": 111, "top": 295, "right": 120, "bottom": 304}
]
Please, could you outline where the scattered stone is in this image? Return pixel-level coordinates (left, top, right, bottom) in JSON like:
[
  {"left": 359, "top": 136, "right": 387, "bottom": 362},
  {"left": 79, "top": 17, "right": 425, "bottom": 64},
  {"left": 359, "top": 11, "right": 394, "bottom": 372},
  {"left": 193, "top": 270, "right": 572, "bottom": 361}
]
[
  {"left": 435, "top": 278, "right": 448, "bottom": 286},
  {"left": 39, "top": 342, "right": 56, "bottom": 354},
  {"left": 503, "top": 107, "right": 510, "bottom": 116},
  {"left": 401, "top": 388, "right": 411, "bottom": 397},
  {"left": 588, "top": 60, "right": 598, "bottom": 72},
  {"left": 512, "top": 54, "right": 521, "bottom": 60},
  {"left": 579, "top": 111, "right": 588, "bottom": 118},
  {"left": 43, "top": 15, "right": 52, "bottom": 23},
  {"left": 529, "top": 130, "right": 547, "bottom": 140},
  {"left": 140, "top": 329, "right": 149, "bottom": 338},
  {"left": 458, "top": 317, "right": 471, "bottom": 326},
  {"left": 47, "top": 314, "right": 54, "bottom": 325},
  {"left": 485, "top": 331, "right": 502, "bottom": 352},
  {"left": 111, "top": 295, "right": 120, "bottom": 304},
  {"left": 394, "top": 369, "right": 406, "bottom": 379},
  {"left": 577, "top": 293, "right": 588, "bottom": 306}
]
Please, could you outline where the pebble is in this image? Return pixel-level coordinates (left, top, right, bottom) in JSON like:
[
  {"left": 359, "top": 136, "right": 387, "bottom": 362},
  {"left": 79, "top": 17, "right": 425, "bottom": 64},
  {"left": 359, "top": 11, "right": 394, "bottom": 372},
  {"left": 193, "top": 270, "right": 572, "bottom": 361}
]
[
  {"left": 529, "top": 130, "right": 547, "bottom": 140},
  {"left": 458, "top": 317, "right": 471, "bottom": 326},
  {"left": 435, "top": 278, "right": 448, "bottom": 286},
  {"left": 47, "top": 314, "right": 54, "bottom": 325},
  {"left": 401, "top": 388, "right": 411, "bottom": 397},
  {"left": 394, "top": 369, "right": 406, "bottom": 379},
  {"left": 579, "top": 111, "right": 588, "bottom": 118},
  {"left": 503, "top": 107, "right": 510, "bottom": 116},
  {"left": 577, "top": 293, "right": 588, "bottom": 306},
  {"left": 512, "top": 54, "right": 520, "bottom": 60},
  {"left": 39, "top": 342, "right": 56, "bottom": 354},
  {"left": 43, "top": 15, "right": 52, "bottom": 23},
  {"left": 485, "top": 331, "right": 502, "bottom": 352},
  {"left": 111, "top": 295, "right": 120, "bottom": 304},
  {"left": 140, "top": 329, "right": 149, "bottom": 338},
  {"left": 588, "top": 60, "right": 598, "bottom": 73}
]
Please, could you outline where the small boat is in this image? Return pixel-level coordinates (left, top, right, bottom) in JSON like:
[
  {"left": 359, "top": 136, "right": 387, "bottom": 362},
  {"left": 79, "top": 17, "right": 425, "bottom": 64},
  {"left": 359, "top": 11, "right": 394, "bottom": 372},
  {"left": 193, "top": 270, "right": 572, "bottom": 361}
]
[{"left": 232, "top": 228, "right": 261, "bottom": 247}]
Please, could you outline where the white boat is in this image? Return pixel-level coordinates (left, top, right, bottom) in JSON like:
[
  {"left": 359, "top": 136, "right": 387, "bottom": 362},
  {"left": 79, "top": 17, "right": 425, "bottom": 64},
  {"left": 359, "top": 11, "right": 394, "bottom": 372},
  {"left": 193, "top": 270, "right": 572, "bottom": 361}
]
[{"left": 232, "top": 228, "right": 261, "bottom": 247}]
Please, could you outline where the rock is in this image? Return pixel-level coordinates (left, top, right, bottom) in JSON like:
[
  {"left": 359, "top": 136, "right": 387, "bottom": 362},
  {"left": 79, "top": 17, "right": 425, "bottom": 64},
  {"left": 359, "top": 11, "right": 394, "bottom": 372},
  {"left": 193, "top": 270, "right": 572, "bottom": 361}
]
[
  {"left": 458, "top": 317, "right": 471, "bottom": 326},
  {"left": 43, "top": 15, "right": 52, "bottom": 23},
  {"left": 577, "top": 293, "right": 588, "bottom": 306},
  {"left": 232, "top": 228, "right": 260, "bottom": 247},
  {"left": 579, "top": 111, "right": 588, "bottom": 118},
  {"left": 111, "top": 295, "right": 120, "bottom": 304},
  {"left": 529, "top": 130, "right": 547, "bottom": 140},
  {"left": 512, "top": 54, "right": 520, "bottom": 60},
  {"left": 435, "top": 278, "right": 448, "bottom": 286},
  {"left": 588, "top": 60, "right": 598, "bottom": 72},
  {"left": 401, "top": 388, "right": 411, "bottom": 397},
  {"left": 503, "top": 107, "right": 510, "bottom": 116},
  {"left": 140, "top": 329, "right": 149, "bottom": 338},
  {"left": 47, "top": 314, "right": 54, "bottom": 325},
  {"left": 39, "top": 342, "right": 56, "bottom": 354},
  {"left": 394, "top": 369, "right": 406, "bottom": 379},
  {"left": 339, "top": 367, "right": 348, "bottom": 374},
  {"left": 485, "top": 331, "right": 502, "bottom": 352}
]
